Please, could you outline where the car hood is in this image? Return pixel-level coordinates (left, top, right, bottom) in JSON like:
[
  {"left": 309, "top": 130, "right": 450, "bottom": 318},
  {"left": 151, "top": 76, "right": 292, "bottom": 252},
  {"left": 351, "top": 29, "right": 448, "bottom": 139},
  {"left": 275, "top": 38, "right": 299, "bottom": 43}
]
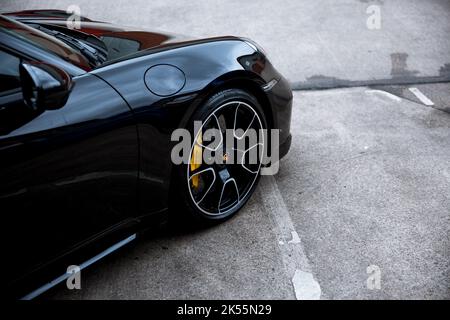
[{"left": 4, "top": 10, "right": 201, "bottom": 65}]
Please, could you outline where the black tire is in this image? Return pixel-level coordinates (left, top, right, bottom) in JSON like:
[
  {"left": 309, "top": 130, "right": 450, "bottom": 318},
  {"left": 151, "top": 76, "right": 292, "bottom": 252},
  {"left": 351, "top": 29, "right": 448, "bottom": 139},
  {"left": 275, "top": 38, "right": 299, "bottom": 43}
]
[{"left": 170, "top": 88, "right": 267, "bottom": 226}]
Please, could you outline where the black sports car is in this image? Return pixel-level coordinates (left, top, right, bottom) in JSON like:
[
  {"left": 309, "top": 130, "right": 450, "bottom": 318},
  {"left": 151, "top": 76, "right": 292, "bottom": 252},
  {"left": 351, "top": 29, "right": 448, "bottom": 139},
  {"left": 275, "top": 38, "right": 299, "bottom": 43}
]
[{"left": 0, "top": 9, "right": 292, "bottom": 299}]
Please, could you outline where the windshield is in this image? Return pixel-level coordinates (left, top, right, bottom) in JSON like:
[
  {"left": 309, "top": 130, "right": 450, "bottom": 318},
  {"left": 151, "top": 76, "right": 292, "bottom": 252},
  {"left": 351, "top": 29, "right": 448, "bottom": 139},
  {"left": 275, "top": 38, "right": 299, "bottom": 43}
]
[{"left": 0, "top": 15, "right": 91, "bottom": 70}]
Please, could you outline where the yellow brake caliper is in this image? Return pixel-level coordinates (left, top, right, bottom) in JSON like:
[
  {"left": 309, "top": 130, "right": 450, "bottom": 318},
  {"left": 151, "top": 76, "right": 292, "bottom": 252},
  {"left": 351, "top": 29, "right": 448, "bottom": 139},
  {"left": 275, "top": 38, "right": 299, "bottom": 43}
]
[{"left": 190, "top": 132, "right": 203, "bottom": 189}]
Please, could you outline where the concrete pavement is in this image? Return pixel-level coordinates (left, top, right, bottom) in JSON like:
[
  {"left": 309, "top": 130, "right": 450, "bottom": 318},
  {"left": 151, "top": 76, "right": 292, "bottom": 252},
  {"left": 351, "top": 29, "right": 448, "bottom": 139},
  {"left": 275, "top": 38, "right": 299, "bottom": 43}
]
[
  {"left": 277, "top": 88, "right": 450, "bottom": 299},
  {"left": 45, "top": 88, "right": 450, "bottom": 299}
]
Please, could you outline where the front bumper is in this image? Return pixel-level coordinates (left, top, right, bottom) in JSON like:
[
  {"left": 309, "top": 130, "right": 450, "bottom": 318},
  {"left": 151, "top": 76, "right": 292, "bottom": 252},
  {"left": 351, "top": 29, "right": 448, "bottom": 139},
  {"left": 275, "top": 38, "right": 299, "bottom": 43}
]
[
  {"left": 265, "top": 75, "right": 293, "bottom": 159},
  {"left": 279, "top": 133, "right": 292, "bottom": 159}
]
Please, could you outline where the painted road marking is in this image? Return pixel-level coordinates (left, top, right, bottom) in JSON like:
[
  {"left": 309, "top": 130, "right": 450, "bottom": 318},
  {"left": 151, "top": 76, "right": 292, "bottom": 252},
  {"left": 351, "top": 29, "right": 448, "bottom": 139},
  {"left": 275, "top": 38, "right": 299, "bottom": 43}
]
[
  {"left": 288, "top": 231, "right": 301, "bottom": 244},
  {"left": 292, "top": 269, "right": 322, "bottom": 300},
  {"left": 257, "top": 175, "right": 321, "bottom": 300},
  {"left": 365, "top": 89, "right": 402, "bottom": 102},
  {"left": 409, "top": 87, "right": 434, "bottom": 106}
]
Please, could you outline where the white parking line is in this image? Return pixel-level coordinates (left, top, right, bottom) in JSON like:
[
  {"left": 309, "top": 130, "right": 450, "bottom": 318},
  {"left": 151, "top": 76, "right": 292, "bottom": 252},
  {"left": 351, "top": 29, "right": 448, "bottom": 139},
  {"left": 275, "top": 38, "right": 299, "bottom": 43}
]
[
  {"left": 365, "top": 89, "right": 402, "bottom": 102},
  {"left": 292, "top": 269, "right": 322, "bottom": 300},
  {"left": 257, "top": 175, "right": 321, "bottom": 300},
  {"left": 408, "top": 87, "right": 434, "bottom": 106},
  {"left": 288, "top": 231, "right": 301, "bottom": 244}
]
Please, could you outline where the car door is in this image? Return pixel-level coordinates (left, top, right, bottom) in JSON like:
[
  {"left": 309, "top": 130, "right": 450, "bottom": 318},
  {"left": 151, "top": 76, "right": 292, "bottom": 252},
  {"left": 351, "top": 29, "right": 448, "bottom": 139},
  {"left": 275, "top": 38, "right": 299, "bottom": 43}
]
[{"left": 0, "top": 48, "right": 139, "bottom": 283}]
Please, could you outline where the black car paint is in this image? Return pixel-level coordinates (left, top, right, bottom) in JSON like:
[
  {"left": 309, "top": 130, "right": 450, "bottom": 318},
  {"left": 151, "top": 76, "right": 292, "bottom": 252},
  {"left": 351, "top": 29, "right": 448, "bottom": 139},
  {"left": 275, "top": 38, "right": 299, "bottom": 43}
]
[
  {"left": 1, "top": 72, "right": 139, "bottom": 294},
  {"left": 0, "top": 13, "right": 292, "bottom": 298},
  {"left": 91, "top": 38, "right": 288, "bottom": 216}
]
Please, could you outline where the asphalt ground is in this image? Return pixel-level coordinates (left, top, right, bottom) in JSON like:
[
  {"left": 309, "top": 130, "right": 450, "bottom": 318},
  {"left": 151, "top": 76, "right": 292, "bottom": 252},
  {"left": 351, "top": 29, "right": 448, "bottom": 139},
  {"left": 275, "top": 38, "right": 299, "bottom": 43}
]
[{"left": 2, "top": 1, "right": 449, "bottom": 299}]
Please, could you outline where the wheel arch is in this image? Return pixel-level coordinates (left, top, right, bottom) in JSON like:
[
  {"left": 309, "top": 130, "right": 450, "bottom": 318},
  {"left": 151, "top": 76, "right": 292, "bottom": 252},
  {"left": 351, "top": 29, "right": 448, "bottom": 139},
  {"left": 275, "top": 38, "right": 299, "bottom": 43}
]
[{"left": 178, "top": 70, "right": 274, "bottom": 131}]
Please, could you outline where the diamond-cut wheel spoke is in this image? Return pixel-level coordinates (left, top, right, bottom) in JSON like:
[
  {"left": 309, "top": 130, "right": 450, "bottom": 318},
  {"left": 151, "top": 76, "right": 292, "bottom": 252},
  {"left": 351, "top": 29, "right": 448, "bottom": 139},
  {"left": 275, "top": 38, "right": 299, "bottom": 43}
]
[
  {"left": 240, "top": 142, "right": 264, "bottom": 174},
  {"left": 189, "top": 168, "right": 216, "bottom": 204},
  {"left": 233, "top": 103, "right": 256, "bottom": 140},
  {"left": 218, "top": 178, "right": 240, "bottom": 212},
  {"left": 197, "top": 114, "right": 223, "bottom": 151}
]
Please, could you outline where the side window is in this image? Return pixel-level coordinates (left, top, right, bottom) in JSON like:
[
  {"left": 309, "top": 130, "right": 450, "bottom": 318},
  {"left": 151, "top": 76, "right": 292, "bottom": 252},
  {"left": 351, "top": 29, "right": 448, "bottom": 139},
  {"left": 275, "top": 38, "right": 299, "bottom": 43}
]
[{"left": 0, "top": 50, "right": 21, "bottom": 96}]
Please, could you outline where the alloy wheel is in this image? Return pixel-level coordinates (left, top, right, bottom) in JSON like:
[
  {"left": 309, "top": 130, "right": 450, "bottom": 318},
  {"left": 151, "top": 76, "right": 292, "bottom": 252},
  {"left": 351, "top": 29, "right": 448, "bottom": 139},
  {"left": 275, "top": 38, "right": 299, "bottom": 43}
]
[{"left": 187, "top": 100, "right": 264, "bottom": 216}]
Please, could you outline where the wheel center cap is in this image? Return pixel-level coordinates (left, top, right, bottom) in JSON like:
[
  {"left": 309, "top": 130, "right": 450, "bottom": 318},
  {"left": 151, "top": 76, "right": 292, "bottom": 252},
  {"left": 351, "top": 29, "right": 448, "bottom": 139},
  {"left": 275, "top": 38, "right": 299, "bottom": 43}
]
[{"left": 223, "top": 152, "right": 229, "bottom": 163}]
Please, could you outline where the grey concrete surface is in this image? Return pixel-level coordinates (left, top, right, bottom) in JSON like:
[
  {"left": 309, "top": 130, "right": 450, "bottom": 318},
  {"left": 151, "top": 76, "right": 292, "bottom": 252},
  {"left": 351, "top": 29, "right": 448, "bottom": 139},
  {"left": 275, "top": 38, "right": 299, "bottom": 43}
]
[
  {"left": 374, "top": 82, "right": 450, "bottom": 113},
  {"left": 277, "top": 88, "right": 450, "bottom": 299},
  {"left": 2, "top": 0, "right": 450, "bottom": 87},
  {"left": 44, "top": 88, "right": 450, "bottom": 300}
]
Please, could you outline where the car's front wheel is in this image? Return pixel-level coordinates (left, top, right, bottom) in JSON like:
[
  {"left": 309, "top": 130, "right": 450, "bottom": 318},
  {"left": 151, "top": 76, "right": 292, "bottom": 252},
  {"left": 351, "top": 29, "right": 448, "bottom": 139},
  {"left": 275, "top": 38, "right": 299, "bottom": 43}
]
[{"left": 172, "top": 89, "right": 267, "bottom": 224}]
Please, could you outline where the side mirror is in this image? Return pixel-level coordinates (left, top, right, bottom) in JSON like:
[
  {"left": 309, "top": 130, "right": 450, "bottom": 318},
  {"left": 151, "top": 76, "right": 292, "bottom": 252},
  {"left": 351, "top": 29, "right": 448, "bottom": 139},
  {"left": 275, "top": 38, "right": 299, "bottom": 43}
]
[{"left": 20, "top": 62, "right": 73, "bottom": 111}]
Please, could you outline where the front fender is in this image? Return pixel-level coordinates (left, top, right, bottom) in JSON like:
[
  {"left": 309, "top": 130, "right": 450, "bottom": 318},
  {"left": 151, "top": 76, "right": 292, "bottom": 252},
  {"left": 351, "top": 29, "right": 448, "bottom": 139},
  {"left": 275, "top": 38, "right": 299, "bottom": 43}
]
[{"left": 91, "top": 38, "right": 281, "bottom": 216}]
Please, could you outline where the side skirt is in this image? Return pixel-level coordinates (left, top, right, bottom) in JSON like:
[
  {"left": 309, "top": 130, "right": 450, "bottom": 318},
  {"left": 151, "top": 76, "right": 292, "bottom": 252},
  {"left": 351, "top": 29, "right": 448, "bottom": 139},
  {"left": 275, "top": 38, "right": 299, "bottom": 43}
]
[{"left": 20, "top": 233, "right": 137, "bottom": 300}]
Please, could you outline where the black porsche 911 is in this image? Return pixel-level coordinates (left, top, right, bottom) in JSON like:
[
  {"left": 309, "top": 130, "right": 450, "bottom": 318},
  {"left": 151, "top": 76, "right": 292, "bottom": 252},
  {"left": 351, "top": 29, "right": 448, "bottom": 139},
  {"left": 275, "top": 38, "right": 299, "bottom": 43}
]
[{"left": 0, "top": 9, "right": 292, "bottom": 299}]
